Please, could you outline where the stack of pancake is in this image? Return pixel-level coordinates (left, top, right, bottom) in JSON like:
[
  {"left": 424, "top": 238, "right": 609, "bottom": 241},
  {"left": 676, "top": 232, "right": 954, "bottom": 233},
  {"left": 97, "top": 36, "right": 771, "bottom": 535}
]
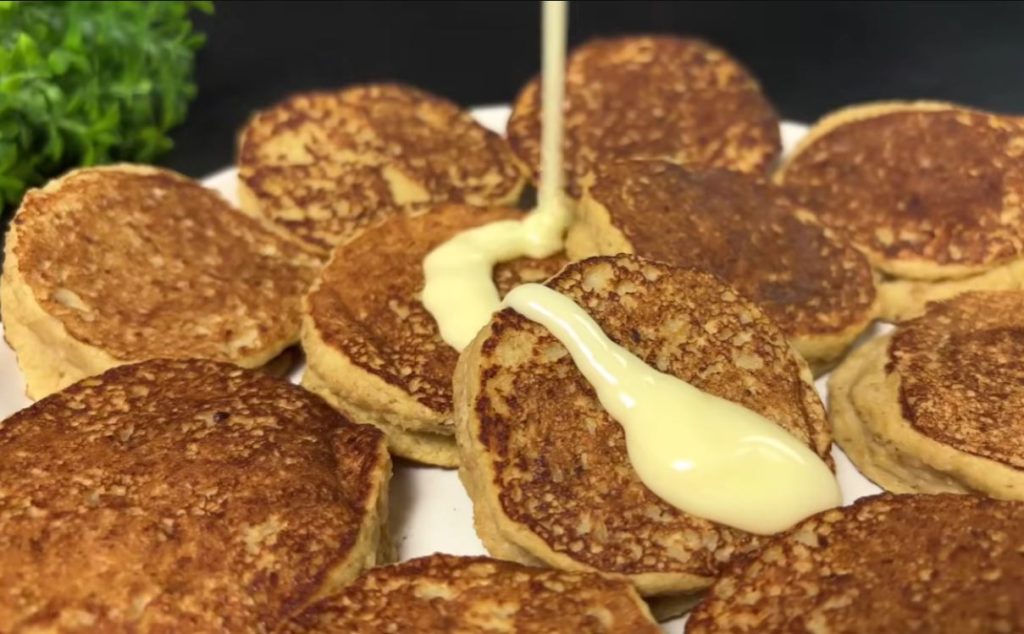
[{"left": 1, "top": 32, "right": 1022, "bottom": 631}]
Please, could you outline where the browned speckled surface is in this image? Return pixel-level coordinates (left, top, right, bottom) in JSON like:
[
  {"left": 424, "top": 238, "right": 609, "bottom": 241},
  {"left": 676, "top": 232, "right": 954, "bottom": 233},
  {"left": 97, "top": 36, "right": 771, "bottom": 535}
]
[
  {"left": 238, "top": 84, "right": 526, "bottom": 254},
  {"left": 688, "top": 494, "right": 1024, "bottom": 633},
  {"left": 587, "top": 161, "right": 876, "bottom": 338},
  {"left": 780, "top": 109, "right": 1024, "bottom": 270},
  {"left": 0, "top": 359, "right": 388, "bottom": 632}
]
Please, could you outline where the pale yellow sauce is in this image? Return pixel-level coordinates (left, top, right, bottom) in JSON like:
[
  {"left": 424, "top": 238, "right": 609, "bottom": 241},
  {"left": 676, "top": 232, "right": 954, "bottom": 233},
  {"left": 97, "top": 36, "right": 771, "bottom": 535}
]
[
  {"left": 422, "top": 0, "right": 840, "bottom": 533},
  {"left": 503, "top": 284, "right": 842, "bottom": 534},
  {"left": 422, "top": 213, "right": 566, "bottom": 350}
]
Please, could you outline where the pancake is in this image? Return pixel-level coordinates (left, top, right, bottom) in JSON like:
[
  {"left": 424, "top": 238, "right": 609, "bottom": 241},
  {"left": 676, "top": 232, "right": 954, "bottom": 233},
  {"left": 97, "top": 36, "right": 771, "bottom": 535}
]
[
  {"left": 282, "top": 554, "right": 660, "bottom": 633},
  {"left": 829, "top": 291, "right": 1024, "bottom": 498},
  {"left": 0, "top": 358, "right": 391, "bottom": 632},
  {"left": 775, "top": 101, "right": 1024, "bottom": 321},
  {"left": 453, "top": 255, "right": 831, "bottom": 616},
  {"left": 237, "top": 84, "right": 528, "bottom": 256},
  {"left": 687, "top": 493, "right": 1024, "bottom": 633},
  {"left": 507, "top": 35, "right": 781, "bottom": 197},
  {"left": 302, "top": 203, "right": 567, "bottom": 467},
  {"left": 0, "top": 164, "right": 317, "bottom": 400},
  {"left": 569, "top": 161, "right": 878, "bottom": 374}
]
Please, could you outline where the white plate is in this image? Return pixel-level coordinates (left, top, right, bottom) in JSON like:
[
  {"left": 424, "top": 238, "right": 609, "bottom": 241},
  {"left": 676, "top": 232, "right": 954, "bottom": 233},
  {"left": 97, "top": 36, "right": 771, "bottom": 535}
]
[{"left": 0, "top": 105, "right": 883, "bottom": 632}]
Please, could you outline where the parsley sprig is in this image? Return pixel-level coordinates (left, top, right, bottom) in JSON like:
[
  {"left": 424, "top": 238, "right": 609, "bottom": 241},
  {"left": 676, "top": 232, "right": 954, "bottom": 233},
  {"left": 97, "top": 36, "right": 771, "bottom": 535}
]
[{"left": 0, "top": 1, "right": 211, "bottom": 212}]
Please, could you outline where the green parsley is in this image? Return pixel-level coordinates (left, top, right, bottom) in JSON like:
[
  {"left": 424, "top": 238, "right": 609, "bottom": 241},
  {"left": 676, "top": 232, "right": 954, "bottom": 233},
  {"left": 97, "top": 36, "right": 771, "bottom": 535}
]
[{"left": 0, "top": 1, "right": 211, "bottom": 213}]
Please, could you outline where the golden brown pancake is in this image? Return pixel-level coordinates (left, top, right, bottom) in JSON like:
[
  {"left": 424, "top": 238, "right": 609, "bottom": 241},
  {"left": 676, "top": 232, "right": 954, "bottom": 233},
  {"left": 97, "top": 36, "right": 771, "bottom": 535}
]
[
  {"left": 282, "top": 554, "right": 661, "bottom": 633},
  {"left": 237, "top": 84, "right": 527, "bottom": 256},
  {"left": 687, "top": 493, "right": 1024, "bottom": 633},
  {"left": 454, "top": 255, "right": 831, "bottom": 616},
  {"left": 0, "top": 359, "right": 391, "bottom": 632},
  {"left": 507, "top": 36, "right": 781, "bottom": 197},
  {"left": 829, "top": 291, "right": 1024, "bottom": 499},
  {"left": 0, "top": 164, "right": 317, "bottom": 400},
  {"left": 569, "top": 161, "right": 878, "bottom": 373},
  {"left": 302, "top": 203, "right": 567, "bottom": 467},
  {"left": 776, "top": 102, "right": 1024, "bottom": 320}
]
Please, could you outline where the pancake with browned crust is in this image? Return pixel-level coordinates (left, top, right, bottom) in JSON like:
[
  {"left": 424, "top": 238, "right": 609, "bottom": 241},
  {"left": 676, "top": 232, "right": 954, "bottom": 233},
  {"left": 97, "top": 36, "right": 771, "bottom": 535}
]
[
  {"left": 454, "top": 255, "right": 831, "bottom": 617},
  {"left": 282, "top": 554, "right": 660, "bottom": 633},
  {"left": 237, "top": 84, "right": 527, "bottom": 256},
  {"left": 302, "top": 203, "right": 567, "bottom": 467},
  {"left": 687, "top": 493, "right": 1024, "bottom": 633},
  {"left": 507, "top": 36, "right": 781, "bottom": 197},
  {"left": 775, "top": 102, "right": 1024, "bottom": 321},
  {"left": 0, "top": 359, "right": 391, "bottom": 633},
  {"left": 569, "top": 161, "right": 878, "bottom": 374},
  {"left": 829, "top": 291, "right": 1024, "bottom": 499},
  {"left": 0, "top": 165, "right": 317, "bottom": 400}
]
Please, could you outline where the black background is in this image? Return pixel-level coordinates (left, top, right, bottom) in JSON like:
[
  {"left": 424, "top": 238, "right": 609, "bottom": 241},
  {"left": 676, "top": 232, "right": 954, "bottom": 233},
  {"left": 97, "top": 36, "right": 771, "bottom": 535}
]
[{"left": 164, "top": 0, "right": 1024, "bottom": 178}]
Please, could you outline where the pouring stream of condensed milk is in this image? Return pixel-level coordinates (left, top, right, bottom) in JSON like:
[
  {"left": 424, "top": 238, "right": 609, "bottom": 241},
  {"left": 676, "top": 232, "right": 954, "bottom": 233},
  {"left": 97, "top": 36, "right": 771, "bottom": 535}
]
[
  {"left": 503, "top": 284, "right": 841, "bottom": 534},
  {"left": 422, "top": 0, "right": 571, "bottom": 351},
  {"left": 422, "top": 0, "right": 841, "bottom": 534}
]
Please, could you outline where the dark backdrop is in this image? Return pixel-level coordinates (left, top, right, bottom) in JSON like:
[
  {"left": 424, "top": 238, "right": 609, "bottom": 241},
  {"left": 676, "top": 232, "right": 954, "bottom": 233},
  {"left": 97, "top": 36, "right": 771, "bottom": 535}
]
[{"left": 164, "top": 0, "right": 1024, "bottom": 177}]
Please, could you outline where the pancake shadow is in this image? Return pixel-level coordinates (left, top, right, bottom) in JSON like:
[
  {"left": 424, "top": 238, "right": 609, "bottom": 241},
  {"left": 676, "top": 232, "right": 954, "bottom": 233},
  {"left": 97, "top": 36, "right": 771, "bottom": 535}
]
[
  {"left": 387, "top": 457, "right": 421, "bottom": 556},
  {"left": 261, "top": 344, "right": 306, "bottom": 383}
]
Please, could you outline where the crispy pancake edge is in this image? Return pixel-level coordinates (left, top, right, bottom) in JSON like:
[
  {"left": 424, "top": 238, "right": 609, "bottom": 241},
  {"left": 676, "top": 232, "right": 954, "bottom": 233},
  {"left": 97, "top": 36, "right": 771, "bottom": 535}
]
[
  {"left": 877, "top": 257, "right": 1024, "bottom": 321},
  {"left": 282, "top": 554, "right": 661, "bottom": 632},
  {"left": 301, "top": 358, "right": 459, "bottom": 467}
]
